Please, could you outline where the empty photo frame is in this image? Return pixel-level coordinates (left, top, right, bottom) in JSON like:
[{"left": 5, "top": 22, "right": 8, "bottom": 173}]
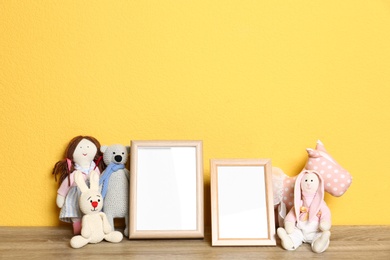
[
  {"left": 210, "top": 159, "right": 276, "bottom": 246},
  {"left": 129, "top": 140, "right": 204, "bottom": 239}
]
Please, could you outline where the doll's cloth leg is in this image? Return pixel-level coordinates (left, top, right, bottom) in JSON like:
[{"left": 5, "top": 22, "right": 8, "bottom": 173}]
[
  {"left": 299, "top": 222, "right": 330, "bottom": 253},
  {"left": 287, "top": 228, "right": 305, "bottom": 250},
  {"left": 277, "top": 228, "right": 295, "bottom": 250},
  {"left": 72, "top": 218, "right": 82, "bottom": 235},
  {"left": 311, "top": 231, "right": 331, "bottom": 253}
]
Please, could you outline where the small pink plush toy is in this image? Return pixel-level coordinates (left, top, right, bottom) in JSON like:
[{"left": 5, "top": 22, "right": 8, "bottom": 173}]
[{"left": 277, "top": 170, "right": 331, "bottom": 253}]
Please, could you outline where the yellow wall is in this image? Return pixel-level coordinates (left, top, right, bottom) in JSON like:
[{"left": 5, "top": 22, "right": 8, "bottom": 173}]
[{"left": 1, "top": 1, "right": 389, "bottom": 226}]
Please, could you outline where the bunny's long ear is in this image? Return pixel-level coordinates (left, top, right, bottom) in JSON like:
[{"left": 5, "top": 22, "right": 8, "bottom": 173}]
[
  {"left": 74, "top": 171, "right": 89, "bottom": 193},
  {"left": 89, "top": 170, "right": 100, "bottom": 192}
]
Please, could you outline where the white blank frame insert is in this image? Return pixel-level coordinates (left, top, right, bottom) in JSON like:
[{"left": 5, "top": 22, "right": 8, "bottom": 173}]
[
  {"left": 210, "top": 159, "right": 276, "bottom": 246},
  {"left": 129, "top": 140, "right": 204, "bottom": 239}
]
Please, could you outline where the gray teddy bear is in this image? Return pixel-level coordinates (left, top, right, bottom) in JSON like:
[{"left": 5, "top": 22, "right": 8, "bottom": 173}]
[{"left": 99, "top": 144, "right": 130, "bottom": 236}]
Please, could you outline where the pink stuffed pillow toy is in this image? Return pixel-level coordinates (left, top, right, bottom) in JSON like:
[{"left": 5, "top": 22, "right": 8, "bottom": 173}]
[
  {"left": 305, "top": 140, "right": 352, "bottom": 197},
  {"left": 274, "top": 140, "right": 352, "bottom": 225}
]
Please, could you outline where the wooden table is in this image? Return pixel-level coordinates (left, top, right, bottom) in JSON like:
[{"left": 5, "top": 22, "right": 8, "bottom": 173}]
[{"left": 0, "top": 226, "right": 389, "bottom": 259}]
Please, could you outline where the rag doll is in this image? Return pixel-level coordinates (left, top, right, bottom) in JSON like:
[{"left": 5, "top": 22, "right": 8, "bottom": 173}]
[
  {"left": 277, "top": 170, "right": 331, "bottom": 253},
  {"left": 70, "top": 170, "right": 123, "bottom": 248},
  {"left": 99, "top": 144, "right": 130, "bottom": 236},
  {"left": 52, "top": 136, "right": 105, "bottom": 234}
]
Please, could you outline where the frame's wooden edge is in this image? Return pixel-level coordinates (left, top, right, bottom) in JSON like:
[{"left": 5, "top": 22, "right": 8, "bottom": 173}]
[
  {"left": 129, "top": 230, "right": 204, "bottom": 240},
  {"left": 210, "top": 158, "right": 271, "bottom": 166},
  {"left": 131, "top": 140, "right": 203, "bottom": 147},
  {"left": 196, "top": 141, "right": 205, "bottom": 238},
  {"left": 263, "top": 160, "right": 276, "bottom": 245},
  {"left": 212, "top": 239, "right": 277, "bottom": 246},
  {"left": 210, "top": 159, "right": 276, "bottom": 246},
  {"left": 129, "top": 142, "right": 139, "bottom": 239},
  {"left": 210, "top": 160, "right": 219, "bottom": 247},
  {"left": 129, "top": 140, "right": 204, "bottom": 239}
]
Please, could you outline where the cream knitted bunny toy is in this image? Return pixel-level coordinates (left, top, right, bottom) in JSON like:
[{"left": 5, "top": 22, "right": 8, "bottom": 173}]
[{"left": 70, "top": 170, "right": 123, "bottom": 249}]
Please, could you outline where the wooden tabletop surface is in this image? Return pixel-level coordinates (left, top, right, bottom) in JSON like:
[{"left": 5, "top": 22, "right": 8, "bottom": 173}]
[{"left": 0, "top": 226, "right": 389, "bottom": 259}]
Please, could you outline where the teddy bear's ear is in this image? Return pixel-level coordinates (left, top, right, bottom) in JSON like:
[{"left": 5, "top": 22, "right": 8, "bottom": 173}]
[
  {"left": 74, "top": 171, "right": 89, "bottom": 193},
  {"left": 126, "top": 146, "right": 130, "bottom": 154},
  {"left": 100, "top": 145, "right": 108, "bottom": 153},
  {"left": 89, "top": 170, "right": 100, "bottom": 191}
]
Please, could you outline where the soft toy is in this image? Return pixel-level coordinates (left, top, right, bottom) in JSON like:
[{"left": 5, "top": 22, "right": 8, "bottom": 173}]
[
  {"left": 70, "top": 170, "right": 123, "bottom": 249},
  {"left": 273, "top": 140, "right": 352, "bottom": 226},
  {"left": 99, "top": 144, "right": 130, "bottom": 236},
  {"left": 305, "top": 140, "right": 352, "bottom": 196},
  {"left": 277, "top": 170, "right": 331, "bottom": 253},
  {"left": 52, "top": 136, "right": 105, "bottom": 234}
]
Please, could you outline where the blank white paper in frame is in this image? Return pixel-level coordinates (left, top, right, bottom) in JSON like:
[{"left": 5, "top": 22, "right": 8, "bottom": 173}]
[
  {"left": 130, "top": 140, "right": 204, "bottom": 239},
  {"left": 137, "top": 146, "right": 197, "bottom": 231},
  {"left": 211, "top": 159, "right": 276, "bottom": 246}
]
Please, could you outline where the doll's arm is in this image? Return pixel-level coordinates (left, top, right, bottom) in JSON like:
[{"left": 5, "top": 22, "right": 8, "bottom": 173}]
[
  {"left": 100, "top": 212, "right": 112, "bottom": 234},
  {"left": 56, "top": 174, "right": 74, "bottom": 207},
  {"left": 56, "top": 194, "right": 65, "bottom": 208},
  {"left": 57, "top": 172, "right": 77, "bottom": 197}
]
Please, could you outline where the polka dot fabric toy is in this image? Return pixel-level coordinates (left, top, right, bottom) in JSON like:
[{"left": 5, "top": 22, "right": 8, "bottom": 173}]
[
  {"left": 305, "top": 140, "right": 352, "bottom": 197},
  {"left": 280, "top": 176, "right": 297, "bottom": 211},
  {"left": 274, "top": 140, "right": 352, "bottom": 227}
]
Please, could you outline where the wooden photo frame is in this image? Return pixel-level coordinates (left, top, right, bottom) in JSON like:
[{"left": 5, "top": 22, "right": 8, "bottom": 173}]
[
  {"left": 210, "top": 159, "right": 276, "bottom": 246},
  {"left": 129, "top": 140, "right": 204, "bottom": 239}
]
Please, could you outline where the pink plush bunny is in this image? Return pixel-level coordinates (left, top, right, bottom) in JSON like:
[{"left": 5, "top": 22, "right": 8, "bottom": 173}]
[
  {"left": 277, "top": 170, "right": 331, "bottom": 253},
  {"left": 273, "top": 140, "right": 352, "bottom": 226}
]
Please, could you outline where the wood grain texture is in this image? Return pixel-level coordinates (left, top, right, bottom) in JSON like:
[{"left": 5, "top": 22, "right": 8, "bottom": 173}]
[{"left": 0, "top": 226, "right": 389, "bottom": 259}]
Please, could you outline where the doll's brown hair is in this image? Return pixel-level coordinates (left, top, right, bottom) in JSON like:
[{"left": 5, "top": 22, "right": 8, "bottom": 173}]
[{"left": 52, "top": 136, "right": 105, "bottom": 187}]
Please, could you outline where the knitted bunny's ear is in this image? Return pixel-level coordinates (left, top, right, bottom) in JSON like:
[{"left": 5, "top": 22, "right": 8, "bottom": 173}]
[
  {"left": 74, "top": 171, "right": 88, "bottom": 193},
  {"left": 89, "top": 170, "right": 100, "bottom": 192}
]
